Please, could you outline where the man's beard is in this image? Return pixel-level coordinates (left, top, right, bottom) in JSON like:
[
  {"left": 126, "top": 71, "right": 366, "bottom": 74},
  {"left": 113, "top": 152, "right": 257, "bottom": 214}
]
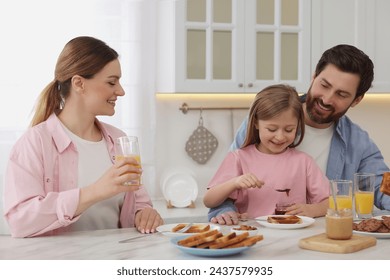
[{"left": 305, "top": 88, "right": 348, "bottom": 125}]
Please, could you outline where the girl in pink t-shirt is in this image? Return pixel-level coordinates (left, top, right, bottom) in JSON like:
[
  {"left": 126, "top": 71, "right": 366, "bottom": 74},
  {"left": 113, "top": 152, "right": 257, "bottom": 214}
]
[{"left": 204, "top": 84, "right": 329, "bottom": 218}]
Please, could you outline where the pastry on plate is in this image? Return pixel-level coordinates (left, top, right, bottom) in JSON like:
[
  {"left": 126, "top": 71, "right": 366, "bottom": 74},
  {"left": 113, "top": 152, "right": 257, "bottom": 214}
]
[{"left": 267, "top": 215, "right": 302, "bottom": 224}]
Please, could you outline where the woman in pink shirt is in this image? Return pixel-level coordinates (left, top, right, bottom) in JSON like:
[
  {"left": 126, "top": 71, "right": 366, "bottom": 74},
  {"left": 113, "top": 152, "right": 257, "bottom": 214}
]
[
  {"left": 4, "top": 36, "right": 163, "bottom": 237},
  {"left": 204, "top": 85, "right": 329, "bottom": 219}
]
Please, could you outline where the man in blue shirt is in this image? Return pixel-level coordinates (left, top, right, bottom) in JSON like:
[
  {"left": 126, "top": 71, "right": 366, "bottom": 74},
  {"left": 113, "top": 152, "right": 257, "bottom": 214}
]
[{"left": 208, "top": 44, "right": 390, "bottom": 225}]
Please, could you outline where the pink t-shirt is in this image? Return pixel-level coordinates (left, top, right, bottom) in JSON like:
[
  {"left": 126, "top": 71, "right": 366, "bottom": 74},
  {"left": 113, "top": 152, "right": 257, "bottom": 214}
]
[{"left": 207, "top": 145, "right": 329, "bottom": 217}]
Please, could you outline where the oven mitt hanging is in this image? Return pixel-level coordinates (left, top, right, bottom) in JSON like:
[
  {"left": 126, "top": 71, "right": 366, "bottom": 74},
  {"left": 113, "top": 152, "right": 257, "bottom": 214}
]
[{"left": 185, "top": 112, "right": 218, "bottom": 164}]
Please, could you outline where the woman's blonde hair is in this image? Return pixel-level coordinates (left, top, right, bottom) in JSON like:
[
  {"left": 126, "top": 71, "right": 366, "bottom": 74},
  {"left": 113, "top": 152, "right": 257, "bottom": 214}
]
[
  {"left": 30, "top": 36, "right": 118, "bottom": 126},
  {"left": 241, "top": 84, "right": 305, "bottom": 148}
]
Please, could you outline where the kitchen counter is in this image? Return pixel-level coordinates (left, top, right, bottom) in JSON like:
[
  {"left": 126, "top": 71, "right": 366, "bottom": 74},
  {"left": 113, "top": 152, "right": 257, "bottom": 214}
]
[{"left": 1, "top": 212, "right": 389, "bottom": 260}]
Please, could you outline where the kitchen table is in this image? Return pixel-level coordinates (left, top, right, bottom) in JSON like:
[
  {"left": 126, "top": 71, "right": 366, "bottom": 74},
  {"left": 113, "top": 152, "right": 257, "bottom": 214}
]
[{"left": 1, "top": 212, "right": 389, "bottom": 260}]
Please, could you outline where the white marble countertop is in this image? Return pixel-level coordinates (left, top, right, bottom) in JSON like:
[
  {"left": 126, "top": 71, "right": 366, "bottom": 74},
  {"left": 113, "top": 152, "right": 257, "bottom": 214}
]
[{"left": 1, "top": 213, "right": 389, "bottom": 260}]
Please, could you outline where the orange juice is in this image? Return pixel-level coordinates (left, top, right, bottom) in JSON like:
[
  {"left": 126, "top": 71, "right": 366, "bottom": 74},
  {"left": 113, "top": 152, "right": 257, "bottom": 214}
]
[
  {"left": 329, "top": 195, "right": 352, "bottom": 210},
  {"left": 115, "top": 154, "right": 141, "bottom": 167},
  {"left": 355, "top": 191, "right": 374, "bottom": 214},
  {"left": 115, "top": 154, "right": 142, "bottom": 186}
]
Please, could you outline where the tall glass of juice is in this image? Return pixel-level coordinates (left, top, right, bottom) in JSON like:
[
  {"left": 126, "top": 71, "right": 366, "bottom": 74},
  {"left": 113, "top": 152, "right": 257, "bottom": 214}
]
[
  {"left": 354, "top": 173, "right": 375, "bottom": 219},
  {"left": 115, "top": 136, "right": 142, "bottom": 188},
  {"left": 329, "top": 180, "right": 352, "bottom": 210}
]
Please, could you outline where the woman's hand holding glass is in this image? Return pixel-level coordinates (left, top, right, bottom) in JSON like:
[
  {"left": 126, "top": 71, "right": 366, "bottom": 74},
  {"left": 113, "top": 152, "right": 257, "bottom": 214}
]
[
  {"left": 76, "top": 158, "right": 143, "bottom": 215},
  {"left": 115, "top": 136, "right": 142, "bottom": 190},
  {"left": 114, "top": 156, "right": 143, "bottom": 191}
]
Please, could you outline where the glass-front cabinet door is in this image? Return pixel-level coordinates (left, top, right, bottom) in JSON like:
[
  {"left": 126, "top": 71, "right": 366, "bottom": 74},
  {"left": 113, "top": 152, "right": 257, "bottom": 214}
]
[
  {"left": 246, "top": 0, "right": 311, "bottom": 92},
  {"left": 157, "top": 0, "right": 311, "bottom": 93},
  {"left": 175, "top": 0, "right": 238, "bottom": 92}
]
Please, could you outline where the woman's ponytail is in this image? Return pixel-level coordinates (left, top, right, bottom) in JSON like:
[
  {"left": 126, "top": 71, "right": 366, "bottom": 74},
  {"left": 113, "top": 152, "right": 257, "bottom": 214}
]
[{"left": 30, "top": 80, "right": 62, "bottom": 127}]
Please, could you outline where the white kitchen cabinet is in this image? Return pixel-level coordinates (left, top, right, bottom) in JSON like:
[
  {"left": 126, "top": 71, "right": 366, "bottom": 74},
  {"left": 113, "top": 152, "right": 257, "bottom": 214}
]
[
  {"left": 311, "top": 0, "right": 390, "bottom": 93},
  {"left": 157, "top": 0, "right": 311, "bottom": 93}
]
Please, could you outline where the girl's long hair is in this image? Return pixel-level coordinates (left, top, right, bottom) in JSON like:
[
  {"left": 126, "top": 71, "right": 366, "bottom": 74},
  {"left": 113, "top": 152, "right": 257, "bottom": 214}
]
[
  {"left": 241, "top": 84, "right": 305, "bottom": 149},
  {"left": 30, "top": 36, "right": 118, "bottom": 127}
]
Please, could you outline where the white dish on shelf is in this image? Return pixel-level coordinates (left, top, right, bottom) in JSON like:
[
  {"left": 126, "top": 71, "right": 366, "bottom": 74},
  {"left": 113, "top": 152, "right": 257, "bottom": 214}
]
[
  {"left": 160, "top": 167, "right": 195, "bottom": 190},
  {"left": 161, "top": 173, "right": 198, "bottom": 208}
]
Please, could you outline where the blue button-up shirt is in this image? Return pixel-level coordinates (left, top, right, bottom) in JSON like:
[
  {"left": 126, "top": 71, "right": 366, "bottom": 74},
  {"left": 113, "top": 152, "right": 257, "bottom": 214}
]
[{"left": 208, "top": 95, "right": 390, "bottom": 220}]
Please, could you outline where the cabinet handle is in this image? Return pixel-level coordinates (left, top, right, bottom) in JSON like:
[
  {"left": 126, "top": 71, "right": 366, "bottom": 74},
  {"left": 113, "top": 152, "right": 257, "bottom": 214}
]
[
  {"left": 238, "top": 83, "right": 244, "bottom": 88},
  {"left": 247, "top": 83, "right": 253, "bottom": 88}
]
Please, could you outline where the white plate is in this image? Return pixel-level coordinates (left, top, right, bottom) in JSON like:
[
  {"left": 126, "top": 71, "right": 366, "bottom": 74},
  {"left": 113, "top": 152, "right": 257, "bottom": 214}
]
[
  {"left": 156, "top": 223, "right": 220, "bottom": 237},
  {"left": 171, "top": 236, "right": 252, "bottom": 257},
  {"left": 160, "top": 167, "right": 195, "bottom": 191},
  {"left": 255, "top": 215, "right": 315, "bottom": 229},
  {"left": 353, "top": 215, "right": 390, "bottom": 239},
  {"left": 162, "top": 173, "right": 198, "bottom": 207},
  {"left": 353, "top": 230, "right": 390, "bottom": 239}
]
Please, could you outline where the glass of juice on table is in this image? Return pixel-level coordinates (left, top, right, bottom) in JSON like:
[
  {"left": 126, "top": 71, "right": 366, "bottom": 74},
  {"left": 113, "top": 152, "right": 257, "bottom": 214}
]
[
  {"left": 354, "top": 173, "right": 375, "bottom": 219},
  {"left": 115, "top": 136, "right": 142, "bottom": 189},
  {"left": 329, "top": 180, "right": 353, "bottom": 210}
]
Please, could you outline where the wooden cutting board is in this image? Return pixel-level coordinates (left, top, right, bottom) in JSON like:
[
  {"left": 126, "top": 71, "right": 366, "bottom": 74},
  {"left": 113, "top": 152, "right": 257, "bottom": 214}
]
[{"left": 299, "top": 233, "right": 376, "bottom": 254}]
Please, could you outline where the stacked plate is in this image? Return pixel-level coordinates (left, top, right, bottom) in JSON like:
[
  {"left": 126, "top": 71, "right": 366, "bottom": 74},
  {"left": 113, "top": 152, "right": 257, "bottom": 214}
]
[{"left": 160, "top": 168, "right": 198, "bottom": 208}]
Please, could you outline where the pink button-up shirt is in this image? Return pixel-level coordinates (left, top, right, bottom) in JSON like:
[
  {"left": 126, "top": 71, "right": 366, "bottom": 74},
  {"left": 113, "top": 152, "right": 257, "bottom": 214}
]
[{"left": 4, "top": 114, "right": 152, "bottom": 237}]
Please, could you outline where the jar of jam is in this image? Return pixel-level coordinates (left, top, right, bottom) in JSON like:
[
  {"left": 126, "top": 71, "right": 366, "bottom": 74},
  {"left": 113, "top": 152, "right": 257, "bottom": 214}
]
[
  {"left": 326, "top": 208, "right": 353, "bottom": 240},
  {"left": 275, "top": 203, "right": 294, "bottom": 215}
]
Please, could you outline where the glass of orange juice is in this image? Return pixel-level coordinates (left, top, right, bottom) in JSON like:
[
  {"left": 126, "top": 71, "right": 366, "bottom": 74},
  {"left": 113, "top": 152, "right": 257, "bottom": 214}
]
[
  {"left": 354, "top": 173, "right": 375, "bottom": 219},
  {"left": 329, "top": 180, "right": 352, "bottom": 210},
  {"left": 115, "top": 136, "right": 142, "bottom": 188}
]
